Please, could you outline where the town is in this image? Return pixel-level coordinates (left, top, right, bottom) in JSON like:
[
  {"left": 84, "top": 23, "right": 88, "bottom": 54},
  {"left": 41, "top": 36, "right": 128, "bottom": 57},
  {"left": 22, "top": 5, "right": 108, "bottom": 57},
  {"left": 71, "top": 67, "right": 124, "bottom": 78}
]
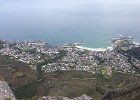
[{"left": 0, "top": 36, "right": 140, "bottom": 75}]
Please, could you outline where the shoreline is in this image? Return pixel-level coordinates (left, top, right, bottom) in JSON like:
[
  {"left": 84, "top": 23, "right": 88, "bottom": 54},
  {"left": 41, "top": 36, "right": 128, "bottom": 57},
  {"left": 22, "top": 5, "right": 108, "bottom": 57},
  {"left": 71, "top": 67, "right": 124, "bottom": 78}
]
[{"left": 75, "top": 45, "right": 107, "bottom": 51}]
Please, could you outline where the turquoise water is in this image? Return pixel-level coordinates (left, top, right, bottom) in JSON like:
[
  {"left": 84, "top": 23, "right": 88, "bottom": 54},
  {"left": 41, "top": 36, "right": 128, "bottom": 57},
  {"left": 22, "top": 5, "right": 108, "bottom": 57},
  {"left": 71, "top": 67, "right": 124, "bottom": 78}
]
[
  {"left": 1, "top": 32, "right": 139, "bottom": 48},
  {"left": 0, "top": 0, "right": 140, "bottom": 48}
]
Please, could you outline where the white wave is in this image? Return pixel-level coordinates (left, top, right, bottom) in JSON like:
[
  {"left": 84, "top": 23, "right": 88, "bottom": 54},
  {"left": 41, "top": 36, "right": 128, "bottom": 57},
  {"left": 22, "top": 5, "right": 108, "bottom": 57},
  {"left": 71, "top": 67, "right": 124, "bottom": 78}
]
[{"left": 75, "top": 46, "right": 107, "bottom": 51}]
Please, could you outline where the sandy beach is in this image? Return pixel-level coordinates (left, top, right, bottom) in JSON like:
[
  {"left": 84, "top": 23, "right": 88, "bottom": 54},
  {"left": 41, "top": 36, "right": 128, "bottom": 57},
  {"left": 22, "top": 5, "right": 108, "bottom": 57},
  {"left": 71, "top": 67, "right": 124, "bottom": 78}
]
[{"left": 75, "top": 46, "right": 107, "bottom": 51}]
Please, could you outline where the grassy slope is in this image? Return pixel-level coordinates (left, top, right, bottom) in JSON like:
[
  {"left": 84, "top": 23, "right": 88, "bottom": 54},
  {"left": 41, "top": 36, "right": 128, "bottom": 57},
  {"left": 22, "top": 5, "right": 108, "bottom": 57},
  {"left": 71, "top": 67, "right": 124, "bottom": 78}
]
[
  {"left": 1, "top": 55, "right": 140, "bottom": 100},
  {"left": 37, "top": 71, "right": 100, "bottom": 98},
  {"left": 14, "top": 70, "right": 140, "bottom": 100}
]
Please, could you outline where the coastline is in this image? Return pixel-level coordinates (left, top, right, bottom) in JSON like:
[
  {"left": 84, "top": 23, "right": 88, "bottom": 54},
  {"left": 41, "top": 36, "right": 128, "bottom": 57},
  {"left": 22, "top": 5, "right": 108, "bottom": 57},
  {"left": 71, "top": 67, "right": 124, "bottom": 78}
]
[
  {"left": 75, "top": 45, "right": 107, "bottom": 51},
  {"left": 74, "top": 40, "right": 140, "bottom": 52}
]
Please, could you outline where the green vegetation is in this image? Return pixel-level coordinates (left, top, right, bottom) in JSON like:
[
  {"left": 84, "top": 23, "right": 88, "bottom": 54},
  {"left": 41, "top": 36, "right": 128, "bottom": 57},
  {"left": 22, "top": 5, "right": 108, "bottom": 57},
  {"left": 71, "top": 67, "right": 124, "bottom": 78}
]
[
  {"left": 37, "top": 50, "right": 66, "bottom": 65},
  {"left": 1, "top": 54, "right": 140, "bottom": 100},
  {"left": 42, "top": 71, "right": 99, "bottom": 99},
  {"left": 96, "top": 57, "right": 107, "bottom": 65},
  {"left": 36, "top": 64, "right": 44, "bottom": 80},
  {"left": 21, "top": 48, "right": 37, "bottom": 54},
  {"left": 6, "top": 97, "right": 11, "bottom": 100},
  {"left": 12, "top": 69, "right": 140, "bottom": 100},
  {"left": 0, "top": 55, "right": 14, "bottom": 64},
  {"left": 15, "top": 71, "right": 24, "bottom": 78},
  {"left": 36, "top": 50, "right": 67, "bottom": 80},
  {"left": 100, "top": 67, "right": 107, "bottom": 75},
  {"left": 14, "top": 81, "right": 38, "bottom": 99},
  {"left": 95, "top": 66, "right": 108, "bottom": 78},
  {"left": 78, "top": 50, "right": 90, "bottom": 55},
  {"left": 0, "top": 55, "right": 37, "bottom": 99},
  {"left": 115, "top": 40, "right": 130, "bottom": 51},
  {"left": 69, "top": 64, "right": 76, "bottom": 69},
  {"left": 65, "top": 70, "right": 95, "bottom": 79}
]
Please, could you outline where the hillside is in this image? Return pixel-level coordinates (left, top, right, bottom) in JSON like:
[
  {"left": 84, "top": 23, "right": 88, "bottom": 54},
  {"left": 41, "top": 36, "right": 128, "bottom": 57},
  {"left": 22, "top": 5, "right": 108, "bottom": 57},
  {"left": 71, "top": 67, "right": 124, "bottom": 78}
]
[
  {"left": 0, "top": 54, "right": 140, "bottom": 100},
  {"left": 124, "top": 47, "right": 140, "bottom": 60}
]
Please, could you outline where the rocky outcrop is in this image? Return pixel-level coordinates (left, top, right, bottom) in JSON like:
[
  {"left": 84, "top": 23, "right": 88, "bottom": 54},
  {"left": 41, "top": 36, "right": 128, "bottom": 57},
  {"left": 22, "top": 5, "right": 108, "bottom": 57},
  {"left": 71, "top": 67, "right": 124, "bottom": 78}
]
[
  {"left": 102, "top": 82, "right": 140, "bottom": 100},
  {"left": 0, "top": 80, "right": 16, "bottom": 100},
  {"left": 38, "top": 94, "right": 92, "bottom": 100}
]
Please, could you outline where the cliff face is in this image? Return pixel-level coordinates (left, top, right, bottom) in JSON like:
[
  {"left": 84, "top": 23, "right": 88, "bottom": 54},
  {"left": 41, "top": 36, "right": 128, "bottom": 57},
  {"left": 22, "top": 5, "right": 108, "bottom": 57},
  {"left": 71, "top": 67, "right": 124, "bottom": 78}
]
[{"left": 0, "top": 80, "right": 17, "bottom": 100}]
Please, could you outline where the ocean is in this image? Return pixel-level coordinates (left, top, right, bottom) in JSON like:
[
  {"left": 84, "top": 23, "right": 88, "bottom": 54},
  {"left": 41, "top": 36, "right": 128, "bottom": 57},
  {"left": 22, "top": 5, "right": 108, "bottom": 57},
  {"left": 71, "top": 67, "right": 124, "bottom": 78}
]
[
  {"left": 1, "top": 31, "right": 139, "bottom": 48},
  {"left": 0, "top": 0, "right": 140, "bottom": 48}
]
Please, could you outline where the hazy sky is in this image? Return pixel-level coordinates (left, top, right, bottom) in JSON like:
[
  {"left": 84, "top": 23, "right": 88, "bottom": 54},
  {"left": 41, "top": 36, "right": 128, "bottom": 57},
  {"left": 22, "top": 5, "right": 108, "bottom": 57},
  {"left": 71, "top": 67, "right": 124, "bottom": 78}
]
[{"left": 0, "top": 0, "right": 140, "bottom": 41}]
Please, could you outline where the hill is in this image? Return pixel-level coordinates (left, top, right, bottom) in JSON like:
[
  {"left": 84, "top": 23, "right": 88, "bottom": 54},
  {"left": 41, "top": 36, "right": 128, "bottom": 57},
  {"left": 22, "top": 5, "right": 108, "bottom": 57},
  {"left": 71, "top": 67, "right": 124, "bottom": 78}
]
[{"left": 1, "top": 54, "right": 140, "bottom": 100}]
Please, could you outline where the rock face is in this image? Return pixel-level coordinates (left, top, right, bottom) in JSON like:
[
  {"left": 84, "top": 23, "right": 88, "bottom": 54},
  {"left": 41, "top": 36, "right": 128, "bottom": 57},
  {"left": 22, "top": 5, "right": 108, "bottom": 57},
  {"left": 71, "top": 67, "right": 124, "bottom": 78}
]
[
  {"left": 102, "top": 82, "right": 140, "bottom": 100},
  {"left": 38, "top": 94, "right": 92, "bottom": 100},
  {"left": 0, "top": 80, "right": 16, "bottom": 100}
]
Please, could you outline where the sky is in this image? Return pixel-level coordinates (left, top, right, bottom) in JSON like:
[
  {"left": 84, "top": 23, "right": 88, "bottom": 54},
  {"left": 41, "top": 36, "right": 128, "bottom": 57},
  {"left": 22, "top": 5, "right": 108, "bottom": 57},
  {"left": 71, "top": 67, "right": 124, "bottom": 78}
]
[{"left": 0, "top": 0, "right": 140, "bottom": 43}]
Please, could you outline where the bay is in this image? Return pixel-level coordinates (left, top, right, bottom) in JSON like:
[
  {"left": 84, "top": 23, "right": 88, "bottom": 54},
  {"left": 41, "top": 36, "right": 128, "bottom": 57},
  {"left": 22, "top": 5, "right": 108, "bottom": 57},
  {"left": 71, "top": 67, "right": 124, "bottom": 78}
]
[{"left": 0, "top": 0, "right": 140, "bottom": 48}]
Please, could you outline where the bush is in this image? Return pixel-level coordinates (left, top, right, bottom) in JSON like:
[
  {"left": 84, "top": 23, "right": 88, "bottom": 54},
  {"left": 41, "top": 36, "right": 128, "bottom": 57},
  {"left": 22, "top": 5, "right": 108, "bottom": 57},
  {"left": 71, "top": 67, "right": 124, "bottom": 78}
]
[{"left": 14, "top": 81, "right": 38, "bottom": 99}]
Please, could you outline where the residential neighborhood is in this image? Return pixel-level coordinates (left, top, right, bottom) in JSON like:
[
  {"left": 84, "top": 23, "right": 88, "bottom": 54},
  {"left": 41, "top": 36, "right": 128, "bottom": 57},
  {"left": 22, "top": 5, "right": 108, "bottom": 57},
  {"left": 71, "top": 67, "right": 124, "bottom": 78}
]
[{"left": 0, "top": 37, "right": 140, "bottom": 75}]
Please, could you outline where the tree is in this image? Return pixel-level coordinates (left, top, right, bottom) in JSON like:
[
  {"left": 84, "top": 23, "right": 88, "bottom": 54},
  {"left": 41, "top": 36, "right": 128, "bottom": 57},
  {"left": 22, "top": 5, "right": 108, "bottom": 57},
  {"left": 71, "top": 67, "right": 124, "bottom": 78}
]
[{"left": 36, "top": 63, "right": 44, "bottom": 80}]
